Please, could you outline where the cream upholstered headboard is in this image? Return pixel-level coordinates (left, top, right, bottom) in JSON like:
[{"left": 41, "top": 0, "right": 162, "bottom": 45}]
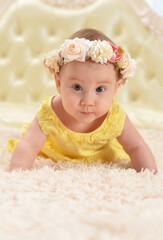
[{"left": 0, "top": 0, "right": 163, "bottom": 128}]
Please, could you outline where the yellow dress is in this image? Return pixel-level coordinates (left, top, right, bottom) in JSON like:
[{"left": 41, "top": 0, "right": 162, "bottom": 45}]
[{"left": 6, "top": 96, "right": 129, "bottom": 163}]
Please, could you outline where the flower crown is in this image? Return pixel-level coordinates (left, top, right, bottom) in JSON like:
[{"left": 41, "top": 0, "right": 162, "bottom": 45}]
[{"left": 44, "top": 37, "right": 136, "bottom": 84}]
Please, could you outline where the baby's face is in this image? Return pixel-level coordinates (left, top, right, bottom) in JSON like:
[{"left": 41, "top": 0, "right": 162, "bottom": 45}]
[{"left": 55, "top": 60, "right": 122, "bottom": 124}]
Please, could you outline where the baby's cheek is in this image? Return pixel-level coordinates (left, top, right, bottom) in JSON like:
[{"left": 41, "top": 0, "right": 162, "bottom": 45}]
[
  {"left": 70, "top": 92, "right": 81, "bottom": 102},
  {"left": 99, "top": 99, "right": 112, "bottom": 112},
  {"left": 63, "top": 96, "right": 77, "bottom": 111}
]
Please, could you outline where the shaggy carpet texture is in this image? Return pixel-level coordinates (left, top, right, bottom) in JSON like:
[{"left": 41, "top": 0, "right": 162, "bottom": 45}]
[{"left": 0, "top": 127, "right": 163, "bottom": 240}]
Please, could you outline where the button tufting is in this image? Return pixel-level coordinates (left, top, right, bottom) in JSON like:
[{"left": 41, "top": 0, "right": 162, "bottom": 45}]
[
  {"left": 0, "top": 52, "right": 6, "bottom": 59},
  {"left": 113, "top": 21, "right": 122, "bottom": 37},
  {"left": 130, "top": 51, "right": 138, "bottom": 59},
  {"left": 130, "top": 93, "right": 139, "bottom": 102},
  {"left": 49, "top": 29, "right": 56, "bottom": 36},
  {"left": 16, "top": 73, "right": 24, "bottom": 80},
  {"left": 15, "top": 30, "right": 22, "bottom": 36},
  {"left": 114, "top": 29, "right": 122, "bottom": 36},
  {"left": 33, "top": 52, "right": 40, "bottom": 58},
  {"left": 32, "top": 95, "right": 39, "bottom": 102},
  {"left": 147, "top": 72, "right": 155, "bottom": 81}
]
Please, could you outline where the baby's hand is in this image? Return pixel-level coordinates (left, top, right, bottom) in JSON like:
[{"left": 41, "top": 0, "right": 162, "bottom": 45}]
[
  {"left": 117, "top": 115, "right": 157, "bottom": 173},
  {"left": 9, "top": 116, "right": 47, "bottom": 171}
]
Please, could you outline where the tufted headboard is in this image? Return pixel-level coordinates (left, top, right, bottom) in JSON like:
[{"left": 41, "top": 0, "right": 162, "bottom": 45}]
[{"left": 0, "top": 0, "right": 163, "bottom": 129}]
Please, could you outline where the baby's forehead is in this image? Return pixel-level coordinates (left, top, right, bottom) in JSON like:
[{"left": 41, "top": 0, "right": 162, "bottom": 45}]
[
  {"left": 68, "top": 60, "right": 116, "bottom": 76},
  {"left": 66, "top": 59, "right": 115, "bottom": 71},
  {"left": 64, "top": 61, "right": 116, "bottom": 83}
]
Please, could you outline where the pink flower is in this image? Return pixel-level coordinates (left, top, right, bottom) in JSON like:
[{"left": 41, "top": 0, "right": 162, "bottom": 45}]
[
  {"left": 108, "top": 42, "right": 123, "bottom": 63},
  {"left": 61, "top": 38, "right": 88, "bottom": 63}
]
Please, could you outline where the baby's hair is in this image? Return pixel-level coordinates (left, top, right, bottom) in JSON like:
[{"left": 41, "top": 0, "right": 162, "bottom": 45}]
[
  {"left": 69, "top": 28, "right": 122, "bottom": 79},
  {"left": 69, "top": 28, "right": 115, "bottom": 44}
]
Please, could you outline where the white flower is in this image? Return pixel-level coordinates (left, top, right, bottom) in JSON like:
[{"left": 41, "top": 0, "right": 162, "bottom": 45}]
[
  {"left": 120, "top": 58, "right": 136, "bottom": 79},
  {"left": 117, "top": 53, "right": 131, "bottom": 69},
  {"left": 45, "top": 49, "right": 62, "bottom": 72},
  {"left": 60, "top": 38, "right": 88, "bottom": 63},
  {"left": 89, "top": 40, "right": 113, "bottom": 64}
]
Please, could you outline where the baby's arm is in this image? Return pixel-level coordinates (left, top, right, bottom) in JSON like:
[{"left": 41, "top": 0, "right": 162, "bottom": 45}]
[
  {"left": 117, "top": 115, "right": 158, "bottom": 174},
  {"left": 9, "top": 116, "right": 48, "bottom": 171}
]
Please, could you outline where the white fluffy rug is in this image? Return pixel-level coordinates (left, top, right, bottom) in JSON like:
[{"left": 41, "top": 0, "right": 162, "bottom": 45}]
[{"left": 0, "top": 127, "right": 163, "bottom": 240}]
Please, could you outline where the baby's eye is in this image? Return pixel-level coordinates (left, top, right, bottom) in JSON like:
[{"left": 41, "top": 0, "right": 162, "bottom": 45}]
[
  {"left": 73, "top": 84, "right": 83, "bottom": 91},
  {"left": 96, "top": 86, "right": 105, "bottom": 92}
]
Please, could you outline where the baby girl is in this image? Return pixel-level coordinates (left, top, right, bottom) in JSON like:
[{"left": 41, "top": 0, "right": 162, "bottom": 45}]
[{"left": 7, "top": 28, "right": 158, "bottom": 173}]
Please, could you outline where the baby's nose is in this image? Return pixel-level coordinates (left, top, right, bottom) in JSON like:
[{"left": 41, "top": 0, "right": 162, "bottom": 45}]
[{"left": 80, "top": 92, "right": 95, "bottom": 106}]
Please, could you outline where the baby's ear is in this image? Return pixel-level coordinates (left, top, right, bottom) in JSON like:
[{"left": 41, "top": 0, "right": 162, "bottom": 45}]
[
  {"left": 54, "top": 72, "right": 61, "bottom": 93},
  {"left": 114, "top": 79, "right": 122, "bottom": 95}
]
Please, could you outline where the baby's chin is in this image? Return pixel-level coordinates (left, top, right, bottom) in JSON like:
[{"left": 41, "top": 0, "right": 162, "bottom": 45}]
[
  {"left": 77, "top": 114, "right": 96, "bottom": 124},
  {"left": 77, "top": 111, "right": 107, "bottom": 124}
]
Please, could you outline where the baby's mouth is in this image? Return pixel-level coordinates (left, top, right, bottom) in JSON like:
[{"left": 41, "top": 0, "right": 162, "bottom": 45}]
[{"left": 80, "top": 111, "right": 93, "bottom": 115}]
